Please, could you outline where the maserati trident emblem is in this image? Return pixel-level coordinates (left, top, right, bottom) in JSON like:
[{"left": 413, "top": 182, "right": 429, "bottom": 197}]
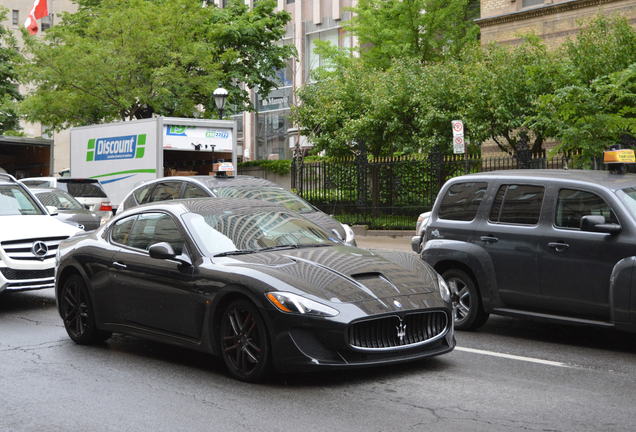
[
  {"left": 396, "top": 318, "right": 407, "bottom": 344},
  {"left": 31, "top": 241, "right": 48, "bottom": 259}
]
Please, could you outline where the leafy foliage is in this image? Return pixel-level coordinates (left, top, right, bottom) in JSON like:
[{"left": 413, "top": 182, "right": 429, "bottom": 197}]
[
  {"left": 237, "top": 159, "right": 291, "bottom": 175},
  {"left": 347, "top": 0, "right": 479, "bottom": 69},
  {"left": 0, "top": 8, "right": 22, "bottom": 134},
  {"left": 20, "top": 0, "right": 293, "bottom": 130}
]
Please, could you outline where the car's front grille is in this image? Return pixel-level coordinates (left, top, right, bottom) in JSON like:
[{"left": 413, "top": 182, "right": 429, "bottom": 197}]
[
  {"left": 0, "top": 268, "right": 54, "bottom": 280},
  {"left": 348, "top": 311, "right": 448, "bottom": 350},
  {"left": 0, "top": 236, "right": 68, "bottom": 261}
]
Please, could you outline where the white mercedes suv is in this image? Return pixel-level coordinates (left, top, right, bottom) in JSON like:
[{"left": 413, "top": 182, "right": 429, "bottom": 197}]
[{"left": 0, "top": 174, "right": 81, "bottom": 293}]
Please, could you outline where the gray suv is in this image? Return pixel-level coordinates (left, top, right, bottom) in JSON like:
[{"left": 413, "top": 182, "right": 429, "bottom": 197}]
[{"left": 421, "top": 169, "right": 636, "bottom": 333}]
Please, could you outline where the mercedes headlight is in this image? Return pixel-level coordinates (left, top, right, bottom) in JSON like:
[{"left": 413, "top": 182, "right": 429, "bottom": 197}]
[
  {"left": 266, "top": 292, "right": 339, "bottom": 317},
  {"left": 437, "top": 273, "right": 451, "bottom": 303}
]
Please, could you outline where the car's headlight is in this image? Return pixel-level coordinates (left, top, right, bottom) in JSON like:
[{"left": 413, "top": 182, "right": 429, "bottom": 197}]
[
  {"left": 266, "top": 292, "right": 339, "bottom": 317},
  {"left": 437, "top": 273, "right": 451, "bottom": 303},
  {"left": 342, "top": 223, "right": 356, "bottom": 246}
]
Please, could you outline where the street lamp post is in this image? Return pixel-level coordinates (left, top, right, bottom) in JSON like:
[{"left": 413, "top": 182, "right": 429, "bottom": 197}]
[{"left": 213, "top": 85, "right": 228, "bottom": 119}]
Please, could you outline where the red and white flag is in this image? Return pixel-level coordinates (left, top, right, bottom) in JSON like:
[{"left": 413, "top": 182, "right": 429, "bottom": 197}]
[{"left": 24, "top": 0, "right": 49, "bottom": 35}]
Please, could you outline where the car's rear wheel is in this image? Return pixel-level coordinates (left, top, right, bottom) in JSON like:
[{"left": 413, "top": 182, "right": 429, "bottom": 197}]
[
  {"left": 219, "top": 299, "right": 270, "bottom": 382},
  {"left": 59, "top": 274, "right": 111, "bottom": 344},
  {"left": 442, "top": 269, "right": 489, "bottom": 330}
]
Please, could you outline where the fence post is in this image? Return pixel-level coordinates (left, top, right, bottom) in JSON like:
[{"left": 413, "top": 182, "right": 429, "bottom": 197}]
[{"left": 354, "top": 141, "right": 368, "bottom": 208}]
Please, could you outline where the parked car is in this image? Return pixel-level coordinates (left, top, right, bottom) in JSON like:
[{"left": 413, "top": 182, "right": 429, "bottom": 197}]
[
  {"left": 410, "top": 211, "right": 432, "bottom": 253},
  {"left": 31, "top": 188, "right": 104, "bottom": 231},
  {"left": 117, "top": 175, "right": 356, "bottom": 245},
  {"left": 21, "top": 177, "right": 113, "bottom": 218},
  {"left": 0, "top": 174, "right": 81, "bottom": 294},
  {"left": 420, "top": 169, "right": 636, "bottom": 333},
  {"left": 55, "top": 198, "right": 454, "bottom": 381}
]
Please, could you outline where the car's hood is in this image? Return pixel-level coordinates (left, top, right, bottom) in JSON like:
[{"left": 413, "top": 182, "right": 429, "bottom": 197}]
[
  {"left": 302, "top": 211, "right": 345, "bottom": 238},
  {"left": 0, "top": 215, "right": 81, "bottom": 241},
  {"left": 55, "top": 212, "right": 102, "bottom": 231},
  {"left": 219, "top": 245, "right": 437, "bottom": 304}
]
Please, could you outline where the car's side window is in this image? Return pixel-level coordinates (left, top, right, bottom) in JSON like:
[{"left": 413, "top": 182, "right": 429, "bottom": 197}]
[
  {"left": 127, "top": 213, "right": 185, "bottom": 254},
  {"left": 489, "top": 184, "right": 545, "bottom": 225},
  {"left": 182, "top": 183, "right": 209, "bottom": 199},
  {"left": 111, "top": 216, "right": 137, "bottom": 246},
  {"left": 148, "top": 182, "right": 182, "bottom": 203},
  {"left": 438, "top": 182, "right": 488, "bottom": 221},
  {"left": 134, "top": 184, "right": 154, "bottom": 204},
  {"left": 555, "top": 189, "right": 618, "bottom": 229}
]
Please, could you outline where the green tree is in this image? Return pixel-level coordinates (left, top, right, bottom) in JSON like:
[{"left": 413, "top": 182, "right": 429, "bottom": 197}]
[
  {"left": 20, "top": 0, "right": 293, "bottom": 130},
  {"left": 347, "top": 0, "right": 479, "bottom": 69},
  {"left": 461, "top": 39, "right": 564, "bottom": 155},
  {"left": 532, "top": 64, "right": 636, "bottom": 166},
  {"left": 0, "top": 8, "right": 22, "bottom": 135}
]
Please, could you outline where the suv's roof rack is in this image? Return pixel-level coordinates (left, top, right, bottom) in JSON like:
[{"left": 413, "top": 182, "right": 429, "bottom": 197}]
[{"left": 0, "top": 173, "right": 18, "bottom": 183}]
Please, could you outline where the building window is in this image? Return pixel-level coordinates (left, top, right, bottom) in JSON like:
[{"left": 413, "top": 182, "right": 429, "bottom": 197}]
[
  {"left": 255, "top": 110, "right": 290, "bottom": 160},
  {"left": 522, "top": 0, "right": 544, "bottom": 7},
  {"left": 12, "top": 10, "right": 19, "bottom": 26},
  {"left": 306, "top": 28, "right": 339, "bottom": 80},
  {"left": 287, "top": 0, "right": 295, "bottom": 3}
]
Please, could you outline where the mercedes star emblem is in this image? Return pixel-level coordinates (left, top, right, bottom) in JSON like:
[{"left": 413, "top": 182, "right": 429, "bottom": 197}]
[{"left": 31, "top": 241, "right": 48, "bottom": 259}]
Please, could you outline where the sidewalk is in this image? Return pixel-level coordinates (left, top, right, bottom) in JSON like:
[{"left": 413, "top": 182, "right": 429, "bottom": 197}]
[{"left": 355, "top": 235, "right": 413, "bottom": 252}]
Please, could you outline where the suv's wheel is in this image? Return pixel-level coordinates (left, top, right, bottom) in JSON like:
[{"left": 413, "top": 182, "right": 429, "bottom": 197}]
[
  {"left": 59, "top": 274, "right": 111, "bottom": 344},
  {"left": 219, "top": 299, "right": 270, "bottom": 382},
  {"left": 442, "top": 269, "right": 489, "bottom": 330}
]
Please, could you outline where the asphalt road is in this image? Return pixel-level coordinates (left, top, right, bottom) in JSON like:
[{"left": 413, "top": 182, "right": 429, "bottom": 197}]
[{"left": 2, "top": 237, "right": 635, "bottom": 432}]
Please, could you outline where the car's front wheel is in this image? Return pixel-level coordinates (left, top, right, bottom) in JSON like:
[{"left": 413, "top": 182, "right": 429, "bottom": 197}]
[
  {"left": 442, "top": 269, "right": 489, "bottom": 330},
  {"left": 59, "top": 274, "right": 111, "bottom": 344},
  {"left": 219, "top": 299, "right": 271, "bottom": 382}
]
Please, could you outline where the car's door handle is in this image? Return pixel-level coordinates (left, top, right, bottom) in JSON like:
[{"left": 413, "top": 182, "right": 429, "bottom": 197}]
[
  {"left": 548, "top": 242, "right": 570, "bottom": 252},
  {"left": 112, "top": 261, "right": 127, "bottom": 269},
  {"left": 480, "top": 235, "right": 499, "bottom": 243}
]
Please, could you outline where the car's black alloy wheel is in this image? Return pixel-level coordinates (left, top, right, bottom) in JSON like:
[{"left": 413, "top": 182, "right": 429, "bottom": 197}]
[
  {"left": 60, "top": 274, "right": 111, "bottom": 344},
  {"left": 220, "top": 299, "right": 270, "bottom": 382},
  {"left": 442, "top": 268, "right": 489, "bottom": 331}
]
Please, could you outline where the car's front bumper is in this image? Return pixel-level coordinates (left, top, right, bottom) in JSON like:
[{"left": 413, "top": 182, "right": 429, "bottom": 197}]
[
  {"left": 265, "top": 307, "right": 455, "bottom": 373},
  {"left": 0, "top": 266, "right": 56, "bottom": 293}
]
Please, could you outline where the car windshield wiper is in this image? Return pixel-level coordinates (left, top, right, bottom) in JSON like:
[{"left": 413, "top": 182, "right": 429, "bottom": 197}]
[
  {"left": 256, "top": 244, "right": 300, "bottom": 252},
  {"left": 213, "top": 249, "right": 256, "bottom": 257},
  {"left": 296, "top": 243, "right": 334, "bottom": 248}
]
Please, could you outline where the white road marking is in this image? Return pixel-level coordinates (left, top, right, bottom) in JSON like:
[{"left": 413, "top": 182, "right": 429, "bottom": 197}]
[{"left": 456, "top": 346, "right": 573, "bottom": 368}]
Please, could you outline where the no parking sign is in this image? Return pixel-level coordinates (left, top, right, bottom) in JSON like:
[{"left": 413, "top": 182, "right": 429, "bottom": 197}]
[{"left": 452, "top": 120, "right": 465, "bottom": 154}]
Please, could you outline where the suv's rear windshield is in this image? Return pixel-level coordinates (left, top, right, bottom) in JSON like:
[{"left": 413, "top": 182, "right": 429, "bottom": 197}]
[
  {"left": 0, "top": 185, "right": 44, "bottom": 216},
  {"left": 438, "top": 182, "right": 488, "bottom": 221},
  {"left": 62, "top": 181, "right": 107, "bottom": 198}
]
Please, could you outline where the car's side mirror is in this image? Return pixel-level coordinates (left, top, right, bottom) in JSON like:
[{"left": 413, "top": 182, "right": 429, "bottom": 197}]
[
  {"left": 580, "top": 215, "right": 621, "bottom": 234},
  {"left": 46, "top": 206, "right": 59, "bottom": 216},
  {"left": 148, "top": 242, "right": 176, "bottom": 260}
]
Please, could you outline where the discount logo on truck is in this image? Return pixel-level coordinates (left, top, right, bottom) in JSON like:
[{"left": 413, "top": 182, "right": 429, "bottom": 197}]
[{"left": 85, "top": 134, "right": 147, "bottom": 161}]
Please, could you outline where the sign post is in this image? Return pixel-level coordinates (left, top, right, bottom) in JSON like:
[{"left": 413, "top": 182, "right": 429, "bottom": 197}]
[{"left": 452, "top": 120, "right": 469, "bottom": 174}]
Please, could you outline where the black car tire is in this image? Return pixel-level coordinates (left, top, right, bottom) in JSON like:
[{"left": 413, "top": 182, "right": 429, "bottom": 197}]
[
  {"left": 219, "top": 299, "right": 271, "bottom": 382},
  {"left": 442, "top": 268, "right": 489, "bottom": 331},
  {"left": 59, "top": 274, "right": 111, "bottom": 344}
]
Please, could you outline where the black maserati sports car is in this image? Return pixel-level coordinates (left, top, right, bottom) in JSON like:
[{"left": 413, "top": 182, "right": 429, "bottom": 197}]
[{"left": 55, "top": 198, "right": 455, "bottom": 381}]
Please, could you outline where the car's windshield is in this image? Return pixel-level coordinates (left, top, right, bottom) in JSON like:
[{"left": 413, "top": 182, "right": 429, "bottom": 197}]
[
  {"left": 212, "top": 187, "right": 315, "bottom": 214},
  {"left": 35, "top": 190, "right": 84, "bottom": 211},
  {"left": 616, "top": 187, "right": 636, "bottom": 220},
  {"left": 183, "top": 209, "right": 336, "bottom": 256},
  {"left": 0, "top": 185, "right": 44, "bottom": 216},
  {"left": 62, "top": 181, "right": 107, "bottom": 198}
]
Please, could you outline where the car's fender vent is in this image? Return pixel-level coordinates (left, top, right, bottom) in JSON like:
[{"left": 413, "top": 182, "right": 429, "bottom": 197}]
[{"left": 348, "top": 310, "right": 448, "bottom": 351}]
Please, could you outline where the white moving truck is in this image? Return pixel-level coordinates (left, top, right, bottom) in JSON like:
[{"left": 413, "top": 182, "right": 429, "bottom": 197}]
[{"left": 70, "top": 117, "right": 237, "bottom": 207}]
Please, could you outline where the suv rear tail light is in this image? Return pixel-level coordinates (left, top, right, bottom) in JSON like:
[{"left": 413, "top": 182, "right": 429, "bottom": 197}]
[{"left": 99, "top": 202, "right": 113, "bottom": 212}]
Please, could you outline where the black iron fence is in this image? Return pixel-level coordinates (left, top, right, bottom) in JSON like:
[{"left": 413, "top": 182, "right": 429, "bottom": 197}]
[{"left": 291, "top": 151, "right": 574, "bottom": 230}]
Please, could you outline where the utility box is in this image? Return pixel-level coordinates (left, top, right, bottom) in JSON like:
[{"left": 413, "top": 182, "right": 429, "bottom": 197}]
[{"left": 70, "top": 117, "right": 237, "bottom": 207}]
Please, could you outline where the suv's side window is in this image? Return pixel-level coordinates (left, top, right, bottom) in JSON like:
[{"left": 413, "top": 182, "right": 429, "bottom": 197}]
[
  {"left": 111, "top": 216, "right": 137, "bottom": 246},
  {"left": 148, "top": 182, "right": 182, "bottom": 203},
  {"left": 438, "top": 182, "right": 488, "bottom": 221},
  {"left": 555, "top": 189, "right": 618, "bottom": 229},
  {"left": 127, "top": 213, "right": 185, "bottom": 254},
  {"left": 182, "top": 183, "right": 209, "bottom": 199},
  {"left": 489, "top": 184, "right": 545, "bottom": 225}
]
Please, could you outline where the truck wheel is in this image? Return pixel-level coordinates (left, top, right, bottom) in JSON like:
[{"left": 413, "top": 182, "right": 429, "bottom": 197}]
[{"left": 442, "top": 269, "right": 489, "bottom": 330}]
